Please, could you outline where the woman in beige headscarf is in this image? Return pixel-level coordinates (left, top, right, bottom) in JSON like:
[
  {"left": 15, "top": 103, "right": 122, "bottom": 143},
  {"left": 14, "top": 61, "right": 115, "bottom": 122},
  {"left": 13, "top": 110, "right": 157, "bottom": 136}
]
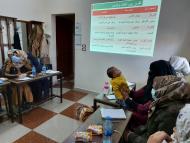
[
  {"left": 3, "top": 50, "right": 33, "bottom": 106},
  {"left": 126, "top": 75, "right": 190, "bottom": 143}
]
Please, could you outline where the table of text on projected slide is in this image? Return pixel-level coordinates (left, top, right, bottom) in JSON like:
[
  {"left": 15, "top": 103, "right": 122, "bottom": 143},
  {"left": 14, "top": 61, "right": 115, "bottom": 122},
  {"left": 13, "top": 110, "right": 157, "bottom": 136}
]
[{"left": 90, "top": 0, "right": 161, "bottom": 56}]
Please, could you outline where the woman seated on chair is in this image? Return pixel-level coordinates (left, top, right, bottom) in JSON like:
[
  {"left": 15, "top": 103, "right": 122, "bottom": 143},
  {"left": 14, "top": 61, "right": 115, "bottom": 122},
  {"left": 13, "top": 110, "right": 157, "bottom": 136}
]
[
  {"left": 124, "top": 75, "right": 190, "bottom": 143},
  {"left": 27, "top": 52, "right": 50, "bottom": 101},
  {"left": 120, "top": 60, "right": 176, "bottom": 129},
  {"left": 129, "top": 60, "right": 176, "bottom": 104},
  {"left": 147, "top": 104, "right": 190, "bottom": 143},
  {"left": 3, "top": 49, "right": 33, "bottom": 108}
]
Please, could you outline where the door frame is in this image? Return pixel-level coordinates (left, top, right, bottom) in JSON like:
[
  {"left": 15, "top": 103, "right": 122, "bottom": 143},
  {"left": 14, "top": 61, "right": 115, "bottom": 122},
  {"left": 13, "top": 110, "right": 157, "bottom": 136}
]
[{"left": 53, "top": 14, "right": 75, "bottom": 81}]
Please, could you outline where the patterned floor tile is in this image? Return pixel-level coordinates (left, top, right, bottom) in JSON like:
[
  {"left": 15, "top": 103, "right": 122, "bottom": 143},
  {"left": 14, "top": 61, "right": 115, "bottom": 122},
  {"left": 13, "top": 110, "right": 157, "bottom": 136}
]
[
  {"left": 62, "top": 81, "right": 74, "bottom": 89},
  {"left": 22, "top": 107, "right": 56, "bottom": 129},
  {"left": 0, "top": 121, "right": 30, "bottom": 143},
  {"left": 52, "top": 87, "right": 70, "bottom": 95},
  {"left": 34, "top": 114, "right": 81, "bottom": 143},
  {"left": 53, "top": 81, "right": 74, "bottom": 89},
  {"left": 60, "top": 102, "right": 87, "bottom": 120},
  {"left": 40, "top": 98, "right": 74, "bottom": 113},
  {"left": 62, "top": 90, "right": 88, "bottom": 102},
  {"left": 0, "top": 88, "right": 97, "bottom": 143},
  {"left": 14, "top": 131, "right": 57, "bottom": 143}
]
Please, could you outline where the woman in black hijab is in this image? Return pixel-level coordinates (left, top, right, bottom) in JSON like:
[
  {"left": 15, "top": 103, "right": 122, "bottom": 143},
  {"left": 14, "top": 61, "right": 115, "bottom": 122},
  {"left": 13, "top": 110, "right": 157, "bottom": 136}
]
[
  {"left": 143, "top": 60, "right": 176, "bottom": 103},
  {"left": 122, "top": 60, "right": 176, "bottom": 129}
]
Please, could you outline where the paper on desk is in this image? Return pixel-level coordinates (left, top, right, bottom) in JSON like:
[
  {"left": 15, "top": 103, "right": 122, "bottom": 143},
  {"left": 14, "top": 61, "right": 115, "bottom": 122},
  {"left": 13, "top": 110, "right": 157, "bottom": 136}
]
[
  {"left": 0, "top": 77, "right": 8, "bottom": 81},
  {"left": 127, "top": 81, "right": 135, "bottom": 90},
  {"left": 46, "top": 70, "right": 59, "bottom": 74},
  {"left": 100, "top": 108, "right": 126, "bottom": 119},
  {"left": 127, "top": 81, "right": 135, "bottom": 86},
  {"left": 0, "top": 77, "right": 8, "bottom": 84},
  {"left": 106, "top": 94, "right": 116, "bottom": 100},
  {"left": 17, "top": 77, "right": 32, "bottom": 81}
]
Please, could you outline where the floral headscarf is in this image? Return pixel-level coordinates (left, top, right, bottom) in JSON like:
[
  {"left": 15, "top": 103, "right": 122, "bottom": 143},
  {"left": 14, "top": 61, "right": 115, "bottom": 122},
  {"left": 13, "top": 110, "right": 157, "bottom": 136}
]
[
  {"left": 169, "top": 56, "right": 190, "bottom": 76},
  {"left": 149, "top": 75, "right": 190, "bottom": 117},
  {"left": 174, "top": 104, "right": 190, "bottom": 143}
]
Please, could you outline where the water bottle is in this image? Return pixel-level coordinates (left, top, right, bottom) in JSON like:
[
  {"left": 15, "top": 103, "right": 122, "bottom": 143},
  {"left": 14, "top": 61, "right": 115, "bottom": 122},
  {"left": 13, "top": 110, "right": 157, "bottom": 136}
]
[
  {"left": 42, "top": 64, "right": 46, "bottom": 74},
  {"left": 103, "top": 116, "right": 112, "bottom": 143},
  {"left": 103, "top": 82, "right": 110, "bottom": 95},
  {"left": 32, "top": 66, "right": 36, "bottom": 77}
]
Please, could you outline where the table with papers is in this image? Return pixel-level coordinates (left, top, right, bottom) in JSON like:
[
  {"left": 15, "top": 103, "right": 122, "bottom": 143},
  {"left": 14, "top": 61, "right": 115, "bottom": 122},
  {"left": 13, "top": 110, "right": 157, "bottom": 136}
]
[
  {"left": 100, "top": 108, "right": 127, "bottom": 119},
  {"left": 93, "top": 93, "right": 120, "bottom": 110},
  {"left": 8, "top": 71, "right": 63, "bottom": 123},
  {"left": 0, "top": 80, "right": 13, "bottom": 121},
  {"left": 63, "top": 108, "right": 132, "bottom": 143},
  {"left": 93, "top": 81, "right": 136, "bottom": 110}
]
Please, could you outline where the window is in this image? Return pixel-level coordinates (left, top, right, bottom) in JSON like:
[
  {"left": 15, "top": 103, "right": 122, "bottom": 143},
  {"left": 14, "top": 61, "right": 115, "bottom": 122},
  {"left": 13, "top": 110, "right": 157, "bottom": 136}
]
[
  {"left": 0, "top": 16, "right": 43, "bottom": 66},
  {"left": 0, "top": 16, "right": 16, "bottom": 64}
]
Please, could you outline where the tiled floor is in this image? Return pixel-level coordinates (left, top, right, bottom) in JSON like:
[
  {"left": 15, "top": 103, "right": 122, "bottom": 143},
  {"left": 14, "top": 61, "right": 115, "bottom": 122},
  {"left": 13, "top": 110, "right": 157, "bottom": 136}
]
[
  {"left": 0, "top": 81, "right": 97, "bottom": 143},
  {"left": 14, "top": 131, "right": 57, "bottom": 143}
]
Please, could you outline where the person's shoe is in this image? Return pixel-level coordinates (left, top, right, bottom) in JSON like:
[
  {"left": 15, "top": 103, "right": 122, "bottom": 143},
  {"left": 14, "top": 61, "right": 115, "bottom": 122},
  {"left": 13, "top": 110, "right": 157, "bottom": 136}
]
[
  {"left": 21, "top": 102, "right": 31, "bottom": 111},
  {"left": 25, "top": 102, "right": 32, "bottom": 110}
]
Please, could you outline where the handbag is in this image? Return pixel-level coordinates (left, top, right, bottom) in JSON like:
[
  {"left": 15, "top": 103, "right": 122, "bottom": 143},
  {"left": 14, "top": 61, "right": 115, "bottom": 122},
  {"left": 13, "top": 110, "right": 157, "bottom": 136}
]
[{"left": 76, "top": 105, "right": 94, "bottom": 121}]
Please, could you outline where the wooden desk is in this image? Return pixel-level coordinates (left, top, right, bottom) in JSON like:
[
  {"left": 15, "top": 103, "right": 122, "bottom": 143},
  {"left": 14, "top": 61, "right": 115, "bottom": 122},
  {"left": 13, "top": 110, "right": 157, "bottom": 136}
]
[
  {"left": 8, "top": 72, "right": 63, "bottom": 123},
  {"left": 93, "top": 82, "right": 136, "bottom": 110},
  {"left": 93, "top": 94, "right": 119, "bottom": 110},
  {"left": 63, "top": 108, "right": 132, "bottom": 143},
  {"left": 0, "top": 81, "right": 13, "bottom": 121}
]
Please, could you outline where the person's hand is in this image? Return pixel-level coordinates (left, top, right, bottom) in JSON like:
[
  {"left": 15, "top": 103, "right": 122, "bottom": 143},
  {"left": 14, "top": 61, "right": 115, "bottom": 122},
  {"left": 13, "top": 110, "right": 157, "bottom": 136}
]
[
  {"left": 123, "top": 128, "right": 133, "bottom": 142},
  {"left": 147, "top": 131, "right": 172, "bottom": 143},
  {"left": 120, "top": 84, "right": 129, "bottom": 100}
]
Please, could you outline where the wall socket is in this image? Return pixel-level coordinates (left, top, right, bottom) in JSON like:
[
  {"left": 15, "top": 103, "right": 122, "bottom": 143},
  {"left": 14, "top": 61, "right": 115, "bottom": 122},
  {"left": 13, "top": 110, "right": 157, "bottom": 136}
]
[{"left": 82, "top": 44, "right": 86, "bottom": 51}]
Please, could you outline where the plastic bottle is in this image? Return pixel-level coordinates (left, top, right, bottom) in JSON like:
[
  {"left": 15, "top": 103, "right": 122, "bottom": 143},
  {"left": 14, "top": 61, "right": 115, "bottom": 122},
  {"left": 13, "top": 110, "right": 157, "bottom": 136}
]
[
  {"left": 42, "top": 64, "right": 46, "bottom": 74},
  {"left": 103, "top": 116, "right": 112, "bottom": 143},
  {"left": 32, "top": 66, "right": 36, "bottom": 77},
  {"left": 103, "top": 82, "right": 110, "bottom": 95}
]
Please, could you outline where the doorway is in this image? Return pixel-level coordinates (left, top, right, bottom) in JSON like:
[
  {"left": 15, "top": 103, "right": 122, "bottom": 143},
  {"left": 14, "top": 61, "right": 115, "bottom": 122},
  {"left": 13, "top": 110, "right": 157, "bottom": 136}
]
[{"left": 56, "top": 14, "right": 75, "bottom": 88}]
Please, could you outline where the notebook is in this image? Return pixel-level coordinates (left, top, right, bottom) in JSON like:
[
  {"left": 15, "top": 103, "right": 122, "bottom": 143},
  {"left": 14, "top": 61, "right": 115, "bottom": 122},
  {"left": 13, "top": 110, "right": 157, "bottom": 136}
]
[
  {"left": 100, "top": 108, "right": 126, "bottom": 119},
  {"left": 17, "top": 77, "right": 32, "bottom": 81},
  {"left": 106, "top": 94, "right": 116, "bottom": 100},
  {"left": 46, "top": 70, "right": 59, "bottom": 74}
]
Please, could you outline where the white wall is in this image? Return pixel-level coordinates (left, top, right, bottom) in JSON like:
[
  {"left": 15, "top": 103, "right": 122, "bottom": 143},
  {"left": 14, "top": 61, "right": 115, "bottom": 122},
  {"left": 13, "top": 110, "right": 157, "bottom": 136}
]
[
  {"left": 0, "top": 0, "right": 47, "bottom": 66},
  {"left": 46, "top": 0, "right": 190, "bottom": 93},
  {"left": 1, "top": 0, "right": 190, "bottom": 93},
  {"left": 0, "top": 0, "right": 47, "bottom": 21}
]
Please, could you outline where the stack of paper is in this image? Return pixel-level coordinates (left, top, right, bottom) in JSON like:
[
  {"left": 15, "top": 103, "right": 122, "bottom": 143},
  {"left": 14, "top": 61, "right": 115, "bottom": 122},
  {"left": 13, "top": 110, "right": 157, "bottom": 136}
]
[
  {"left": 100, "top": 108, "right": 126, "bottom": 119},
  {"left": 106, "top": 94, "right": 116, "bottom": 100},
  {"left": 127, "top": 81, "right": 136, "bottom": 90},
  {"left": 0, "top": 77, "right": 8, "bottom": 81},
  {"left": 127, "top": 81, "right": 135, "bottom": 86},
  {"left": 17, "top": 77, "right": 32, "bottom": 81},
  {"left": 46, "top": 70, "right": 59, "bottom": 74},
  {"left": 0, "top": 77, "right": 8, "bottom": 84}
]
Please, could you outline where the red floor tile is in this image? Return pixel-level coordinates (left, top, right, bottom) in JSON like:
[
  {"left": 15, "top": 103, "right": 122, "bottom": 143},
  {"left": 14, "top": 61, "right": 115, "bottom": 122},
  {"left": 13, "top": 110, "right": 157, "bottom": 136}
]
[
  {"left": 62, "top": 90, "right": 88, "bottom": 102},
  {"left": 60, "top": 103, "right": 87, "bottom": 121},
  {"left": 14, "top": 131, "right": 57, "bottom": 143},
  {"left": 53, "top": 81, "right": 74, "bottom": 89},
  {"left": 22, "top": 107, "right": 56, "bottom": 129}
]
